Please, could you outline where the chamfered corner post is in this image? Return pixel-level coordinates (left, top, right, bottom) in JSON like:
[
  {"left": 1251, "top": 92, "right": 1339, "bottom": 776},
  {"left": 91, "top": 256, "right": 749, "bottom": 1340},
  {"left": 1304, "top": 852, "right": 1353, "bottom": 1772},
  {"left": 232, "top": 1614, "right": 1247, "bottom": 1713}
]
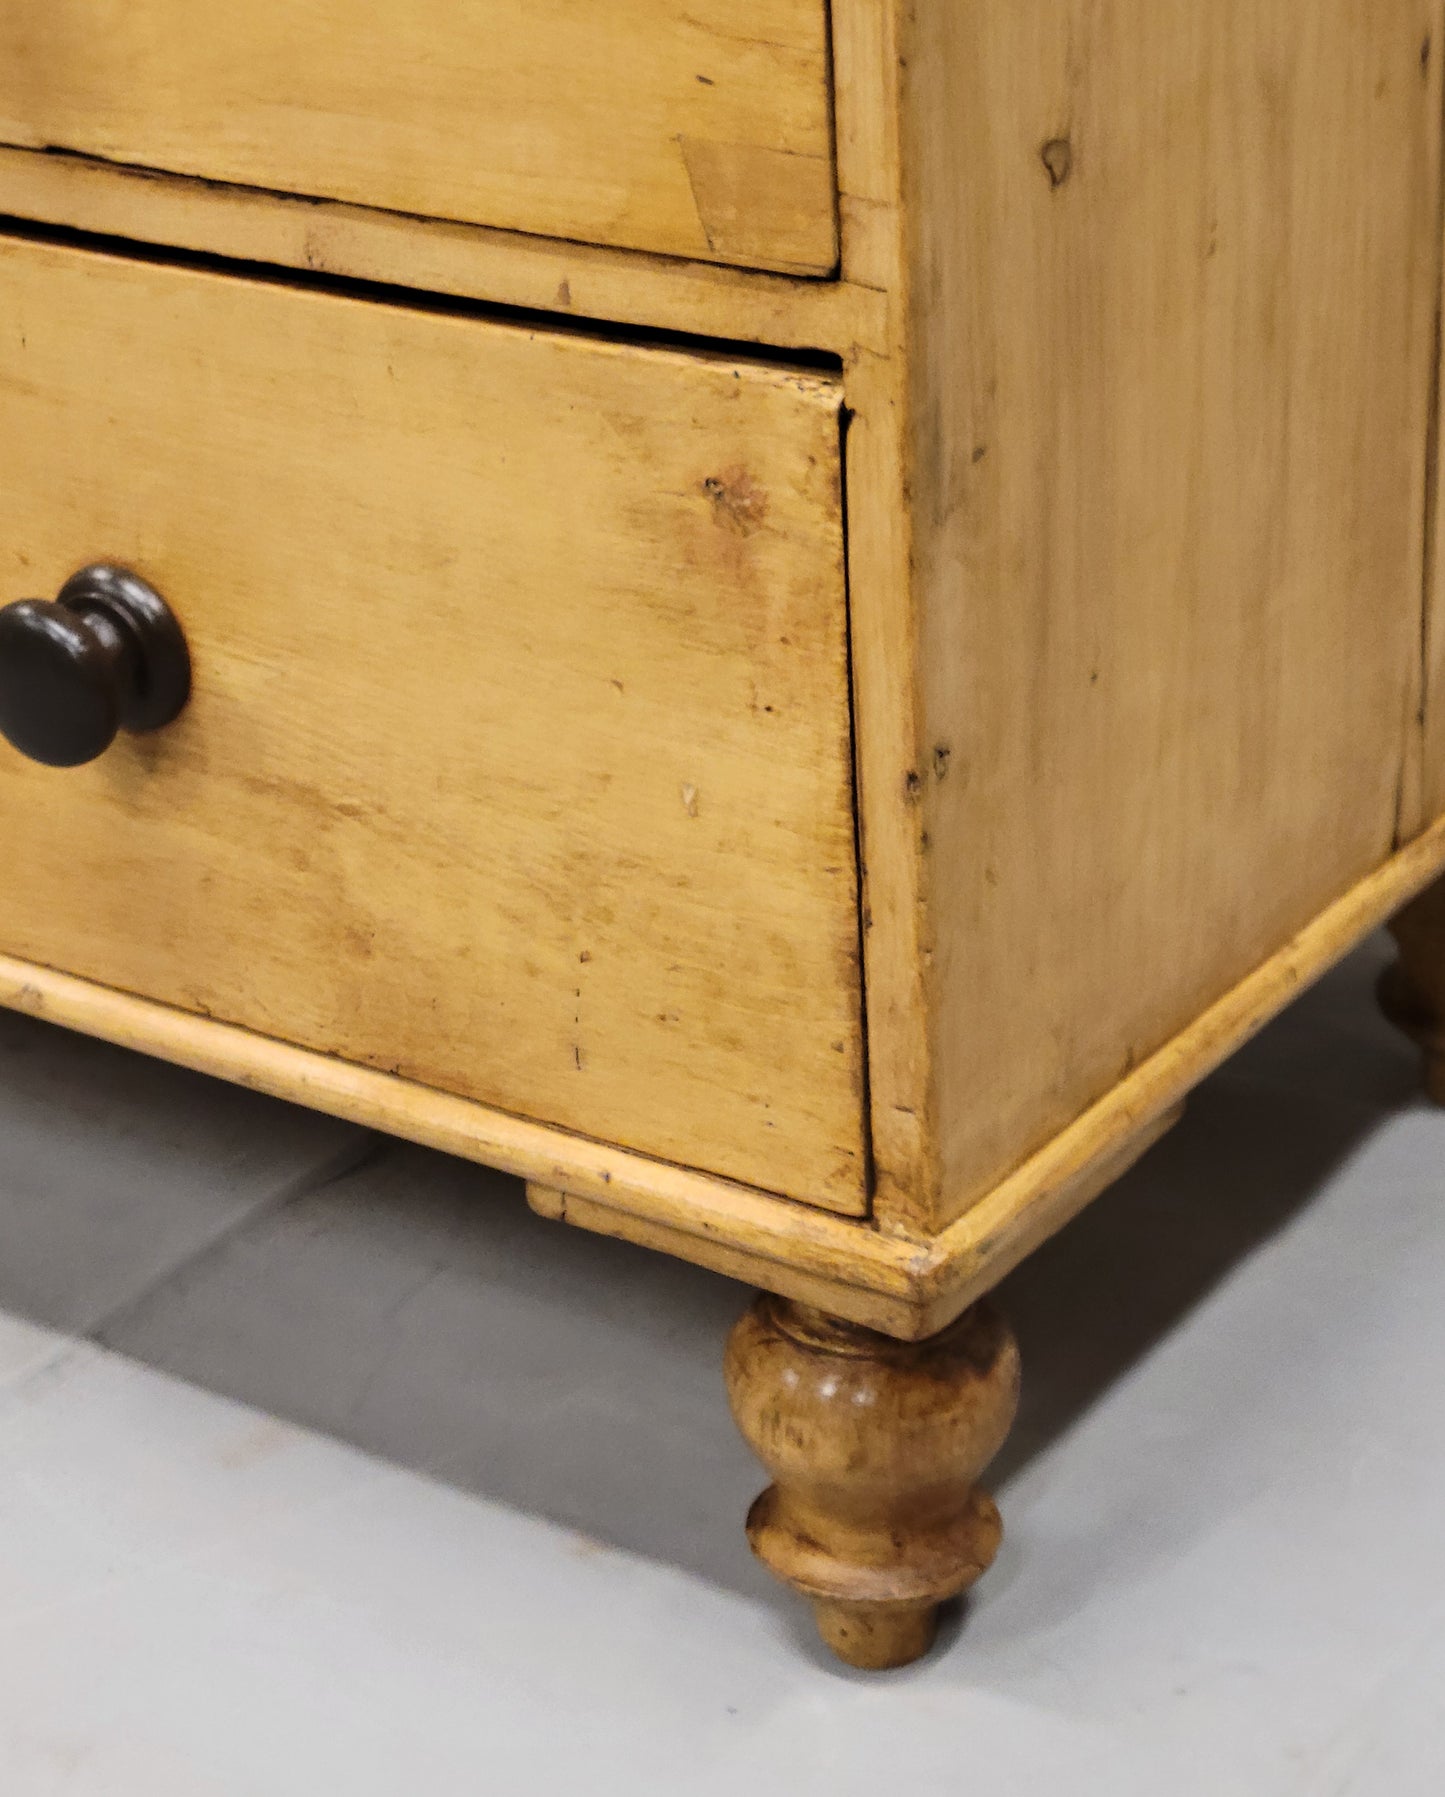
[
  {"left": 1381, "top": 875, "right": 1445, "bottom": 1102},
  {"left": 723, "top": 1293, "right": 1021, "bottom": 1671}
]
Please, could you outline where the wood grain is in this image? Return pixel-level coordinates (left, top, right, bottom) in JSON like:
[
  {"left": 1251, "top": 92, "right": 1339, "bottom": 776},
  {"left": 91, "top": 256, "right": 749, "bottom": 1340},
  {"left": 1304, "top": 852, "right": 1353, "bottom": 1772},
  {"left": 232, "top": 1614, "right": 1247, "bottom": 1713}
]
[
  {"left": 0, "top": 2, "right": 1437, "bottom": 1313},
  {"left": 0, "top": 234, "right": 868, "bottom": 1211},
  {"left": 532, "top": 805, "right": 1445, "bottom": 1334},
  {"left": 3, "top": 798, "right": 1443, "bottom": 1340},
  {"left": 1415, "top": 89, "right": 1445, "bottom": 828},
  {"left": 0, "top": 148, "right": 886, "bottom": 361},
  {"left": 897, "top": 0, "right": 1444, "bottom": 1228},
  {"left": 0, "top": 0, "right": 837, "bottom": 274},
  {"left": 821, "top": 5, "right": 938, "bottom": 1229},
  {"left": 830, "top": 0, "right": 905, "bottom": 292},
  {"left": 725, "top": 1295, "right": 1020, "bottom": 1669},
  {"left": 0, "top": 948, "right": 875, "bottom": 1251}
]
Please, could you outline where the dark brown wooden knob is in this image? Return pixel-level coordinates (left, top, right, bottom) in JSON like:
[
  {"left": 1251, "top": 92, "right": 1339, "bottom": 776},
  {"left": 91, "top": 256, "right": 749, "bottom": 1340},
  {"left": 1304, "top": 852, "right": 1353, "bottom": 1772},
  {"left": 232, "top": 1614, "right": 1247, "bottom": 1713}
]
[{"left": 0, "top": 564, "right": 191, "bottom": 768}]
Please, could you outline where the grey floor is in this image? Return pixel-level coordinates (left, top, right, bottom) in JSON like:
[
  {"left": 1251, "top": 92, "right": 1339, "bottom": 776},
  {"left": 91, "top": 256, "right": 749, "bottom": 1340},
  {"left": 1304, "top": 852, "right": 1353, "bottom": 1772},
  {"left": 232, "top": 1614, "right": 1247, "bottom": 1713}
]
[{"left": 0, "top": 934, "right": 1441, "bottom": 1793}]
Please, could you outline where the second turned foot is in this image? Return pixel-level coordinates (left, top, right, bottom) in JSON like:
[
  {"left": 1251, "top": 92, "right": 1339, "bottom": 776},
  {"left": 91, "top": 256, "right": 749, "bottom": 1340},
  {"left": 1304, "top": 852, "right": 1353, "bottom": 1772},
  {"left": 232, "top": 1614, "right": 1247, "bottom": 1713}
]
[{"left": 1382, "top": 876, "right": 1445, "bottom": 1102}]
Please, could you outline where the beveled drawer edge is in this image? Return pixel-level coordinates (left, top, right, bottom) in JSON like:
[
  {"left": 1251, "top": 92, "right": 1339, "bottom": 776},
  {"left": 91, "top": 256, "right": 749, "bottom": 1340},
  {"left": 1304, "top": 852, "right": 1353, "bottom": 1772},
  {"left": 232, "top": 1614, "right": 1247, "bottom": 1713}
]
[{"left": 0, "top": 147, "right": 890, "bottom": 359}]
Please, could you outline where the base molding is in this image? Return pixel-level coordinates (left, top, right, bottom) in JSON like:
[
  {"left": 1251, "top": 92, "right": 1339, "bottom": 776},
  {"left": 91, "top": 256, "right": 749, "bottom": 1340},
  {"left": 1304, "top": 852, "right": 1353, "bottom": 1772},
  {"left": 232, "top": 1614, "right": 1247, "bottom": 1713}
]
[
  {"left": 526, "top": 1108, "right": 1174, "bottom": 1338},
  {"left": 3, "top": 812, "right": 1445, "bottom": 1342},
  {"left": 535, "top": 812, "right": 1445, "bottom": 1334}
]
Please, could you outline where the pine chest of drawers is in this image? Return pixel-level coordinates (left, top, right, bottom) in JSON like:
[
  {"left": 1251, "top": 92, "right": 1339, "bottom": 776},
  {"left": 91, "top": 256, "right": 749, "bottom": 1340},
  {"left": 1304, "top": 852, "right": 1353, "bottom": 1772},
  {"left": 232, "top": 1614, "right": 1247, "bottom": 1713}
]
[{"left": 3, "top": 0, "right": 1445, "bottom": 1670}]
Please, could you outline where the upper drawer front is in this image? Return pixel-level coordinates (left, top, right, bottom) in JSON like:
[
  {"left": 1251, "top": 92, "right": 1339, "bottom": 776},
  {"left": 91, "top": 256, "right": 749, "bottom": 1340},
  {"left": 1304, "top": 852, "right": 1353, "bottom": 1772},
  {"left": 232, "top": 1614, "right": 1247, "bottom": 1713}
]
[
  {"left": 0, "top": 235, "right": 866, "bottom": 1213},
  {"left": 0, "top": 3, "right": 838, "bottom": 276}
]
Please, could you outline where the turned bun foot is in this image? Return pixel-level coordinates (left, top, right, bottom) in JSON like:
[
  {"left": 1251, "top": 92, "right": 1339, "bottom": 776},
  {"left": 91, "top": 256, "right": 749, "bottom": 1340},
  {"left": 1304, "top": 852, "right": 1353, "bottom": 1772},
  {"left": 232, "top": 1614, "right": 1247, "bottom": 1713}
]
[
  {"left": 724, "top": 1295, "right": 1020, "bottom": 1670},
  {"left": 1383, "top": 877, "right": 1445, "bottom": 1103}
]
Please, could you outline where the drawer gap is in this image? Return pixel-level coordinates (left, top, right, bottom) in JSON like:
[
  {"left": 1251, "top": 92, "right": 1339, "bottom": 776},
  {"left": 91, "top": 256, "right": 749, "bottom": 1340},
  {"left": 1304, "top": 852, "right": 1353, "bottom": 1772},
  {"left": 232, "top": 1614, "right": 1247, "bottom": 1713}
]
[{"left": 0, "top": 207, "right": 845, "bottom": 375}]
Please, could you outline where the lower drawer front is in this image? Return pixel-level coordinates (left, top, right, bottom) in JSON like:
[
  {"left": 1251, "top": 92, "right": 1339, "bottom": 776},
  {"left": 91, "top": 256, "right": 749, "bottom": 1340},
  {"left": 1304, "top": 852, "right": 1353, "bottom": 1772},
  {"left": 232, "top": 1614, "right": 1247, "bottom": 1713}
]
[{"left": 0, "top": 235, "right": 867, "bottom": 1214}]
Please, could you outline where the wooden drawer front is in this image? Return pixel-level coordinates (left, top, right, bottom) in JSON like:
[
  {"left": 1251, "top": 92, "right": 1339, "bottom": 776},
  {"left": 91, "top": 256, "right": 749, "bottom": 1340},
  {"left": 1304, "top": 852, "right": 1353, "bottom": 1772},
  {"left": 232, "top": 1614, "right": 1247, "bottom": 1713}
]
[
  {"left": 0, "top": 236, "right": 866, "bottom": 1213},
  {"left": 0, "top": 4, "right": 837, "bottom": 276}
]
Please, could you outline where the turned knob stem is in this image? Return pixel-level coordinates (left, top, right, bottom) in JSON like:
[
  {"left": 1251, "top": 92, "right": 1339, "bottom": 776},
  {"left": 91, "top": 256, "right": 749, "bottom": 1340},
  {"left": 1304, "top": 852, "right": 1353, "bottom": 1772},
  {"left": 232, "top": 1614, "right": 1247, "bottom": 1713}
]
[
  {"left": 0, "top": 563, "right": 191, "bottom": 768},
  {"left": 725, "top": 1295, "right": 1021, "bottom": 1670}
]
